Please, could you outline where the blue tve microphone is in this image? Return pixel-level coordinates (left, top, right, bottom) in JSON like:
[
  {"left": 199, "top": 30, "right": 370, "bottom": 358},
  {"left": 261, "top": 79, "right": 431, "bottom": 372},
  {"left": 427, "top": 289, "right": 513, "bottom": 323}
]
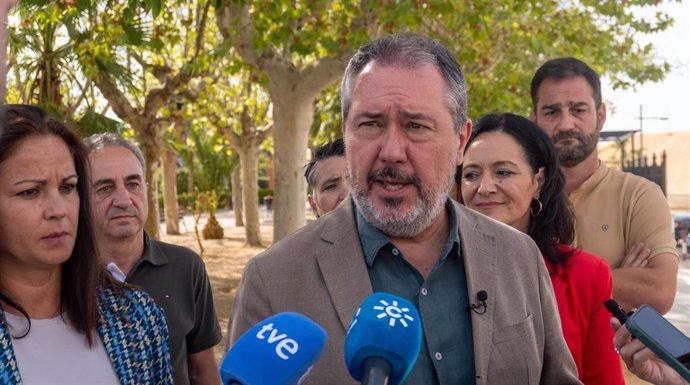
[
  {"left": 220, "top": 312, "right": 328, "bottom": 385},
  {"left": 344, "top": 292, "right": 423, "bottom": 385}
]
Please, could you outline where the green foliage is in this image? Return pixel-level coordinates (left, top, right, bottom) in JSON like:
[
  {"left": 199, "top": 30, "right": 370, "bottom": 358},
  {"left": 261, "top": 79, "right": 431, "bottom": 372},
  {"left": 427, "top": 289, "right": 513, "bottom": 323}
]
[
  {"left": 258, "top": 188, "right": 273, "bottom": 204},
  {"left": 146, "top": 0, "right": 164, "bottom": 18},
  {"left": 58, "top": 1, "right": 158, "bottom": 93},
  {"left": 7, "top": 0, "right": 207, "bottom": 129},
  {"left": 177, "top": 192, "right": 195, "bottom": 212},
  {"left": 75, "top": 108, "right": 126, "bottom": 135},
  {"left": 214, "top": 0, "right": 682, "bottom": 241},
  {"left": 217, "top": 0, "right": 678, "bottom": 120},
  {"left": 8, "top": 3, "right": 74, "bottom": 107},
  {"left": 236, "top": 0, "right": 369, "bottom": 58},
  {"left": 309, "top": 84, "right": 341, "bottom": 145},
  {"left": 169, "top": 123, "right": 235, "bottom": 213},
  {"left": 6, "top": 0, "right": 682, "bottom": 242},
  {"left": 190, "top": 127, "right": 229, "bottom": 193},
  {"left": 421, "top": 0, "right": 677, "bottom": 117}
]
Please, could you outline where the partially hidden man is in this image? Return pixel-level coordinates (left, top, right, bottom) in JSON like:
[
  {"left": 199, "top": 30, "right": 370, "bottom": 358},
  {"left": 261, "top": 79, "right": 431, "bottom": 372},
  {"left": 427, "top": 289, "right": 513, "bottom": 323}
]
[
  {"left": 85, "top": 133, "right": 223, "bottom": 385},
  {"left": 530, "top": 58, "right": 678, "bottom": 313}
]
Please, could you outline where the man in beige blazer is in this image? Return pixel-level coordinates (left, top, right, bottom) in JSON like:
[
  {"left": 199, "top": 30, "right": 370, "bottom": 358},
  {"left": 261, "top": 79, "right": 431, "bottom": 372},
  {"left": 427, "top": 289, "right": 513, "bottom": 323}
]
[{"left": 228, "top": 33, "right": 580, "bottom": 385}]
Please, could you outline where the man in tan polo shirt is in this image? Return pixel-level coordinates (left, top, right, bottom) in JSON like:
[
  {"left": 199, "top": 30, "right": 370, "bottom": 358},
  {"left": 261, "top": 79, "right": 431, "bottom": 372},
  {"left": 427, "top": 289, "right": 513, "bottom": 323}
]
[{"left": 530, "top": 57, "right": 678, "bottom": 313}]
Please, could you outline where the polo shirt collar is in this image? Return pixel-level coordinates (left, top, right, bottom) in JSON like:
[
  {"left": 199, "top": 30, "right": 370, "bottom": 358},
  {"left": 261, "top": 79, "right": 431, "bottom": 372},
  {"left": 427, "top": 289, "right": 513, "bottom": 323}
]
[
  {"left": 140, "top": 231, "right": 168, "bottom": 267},
  {"left": 570, "top": 159, "right": 607, "bottom": 197},
  {"left": 355, "top": 198, "right": 460, "bottom": 267}
]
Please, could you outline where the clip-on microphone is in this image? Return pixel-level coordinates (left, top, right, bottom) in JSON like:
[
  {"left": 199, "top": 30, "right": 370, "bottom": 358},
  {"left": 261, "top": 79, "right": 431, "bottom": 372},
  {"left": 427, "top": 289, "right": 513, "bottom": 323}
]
[{"left": 466, "top": 290, "right": 488, "bottom": 315}]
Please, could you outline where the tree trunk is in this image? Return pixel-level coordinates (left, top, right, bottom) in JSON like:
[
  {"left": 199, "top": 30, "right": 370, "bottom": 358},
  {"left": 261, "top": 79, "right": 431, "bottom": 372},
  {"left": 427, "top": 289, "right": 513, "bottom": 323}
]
[
  {"left": 231, "top": 166, "right": 244, "bottom": 227},
  {"left": 136, "top": 130, "right": 162, "bottom": 240},
  {"left": 240, "top": 144, "right": 261, "bottom": 246},
  {"left": 270, "top": 93, "right": 313, "bottom": 241},
  {"left": 161, "top": 142, "right": 180, "bottom": 235},
  {"left": 216, "top": 2, "right": 350, "bottom": 241}
]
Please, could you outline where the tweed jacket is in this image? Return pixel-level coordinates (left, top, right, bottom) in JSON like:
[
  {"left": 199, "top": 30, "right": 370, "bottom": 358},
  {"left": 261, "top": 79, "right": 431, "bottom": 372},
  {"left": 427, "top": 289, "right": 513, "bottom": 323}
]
[
  {"left": 228, "top": 199, "right": 581, "bottom": 385},
  {"left": 0, "top": 286, "right": 173, "bottom": 385}
]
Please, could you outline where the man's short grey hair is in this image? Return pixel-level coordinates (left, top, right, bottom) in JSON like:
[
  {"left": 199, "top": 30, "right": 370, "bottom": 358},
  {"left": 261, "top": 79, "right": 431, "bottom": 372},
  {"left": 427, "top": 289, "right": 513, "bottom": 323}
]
[
  {"left": 83, "top": 132, "right": 146, "bottom": 174},
  {"left": 341, "top": 33, "right": 468, "bottom": 133}
]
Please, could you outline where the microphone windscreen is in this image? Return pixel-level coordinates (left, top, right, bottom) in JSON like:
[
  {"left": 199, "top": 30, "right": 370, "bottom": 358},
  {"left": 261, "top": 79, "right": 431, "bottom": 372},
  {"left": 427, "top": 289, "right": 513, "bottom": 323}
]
[
  {"left": 344, "top": 292, "right": 423, "bottom": 385},
  {"left": 605, "top": 299, "right": 629, "bottom": 323},
  {"left": 221, "top": 312, "right": 327, "bottom": 385},
  {"left": 604, "top": 299, "right": 619, "bottom": 314}
]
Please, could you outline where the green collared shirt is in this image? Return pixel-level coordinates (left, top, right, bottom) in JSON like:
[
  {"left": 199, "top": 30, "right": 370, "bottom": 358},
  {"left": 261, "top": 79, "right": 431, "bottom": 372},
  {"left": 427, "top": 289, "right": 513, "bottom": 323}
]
[
  {"left": 355, "top": 200, "right": 475, "bottom": 385},
  {"left": 125, "top": 232, "right": 223, "bottom": 385}
]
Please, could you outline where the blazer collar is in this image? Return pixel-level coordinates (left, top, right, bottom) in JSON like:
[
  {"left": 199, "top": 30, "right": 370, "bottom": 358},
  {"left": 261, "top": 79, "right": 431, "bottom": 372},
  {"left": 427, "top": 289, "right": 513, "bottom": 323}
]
[
  {"left": 317, "top": 199, "right": 373, "bottom": 331},
  {"left": 455, "top": 202, "right": 498, "bottom": 384}
]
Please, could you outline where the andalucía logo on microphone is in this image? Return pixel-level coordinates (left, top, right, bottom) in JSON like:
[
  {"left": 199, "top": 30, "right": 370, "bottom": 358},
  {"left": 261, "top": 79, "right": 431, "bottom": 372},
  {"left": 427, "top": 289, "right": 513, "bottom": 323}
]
[{"left": 373, "top": 299, "right": 415, "bottom": 327}]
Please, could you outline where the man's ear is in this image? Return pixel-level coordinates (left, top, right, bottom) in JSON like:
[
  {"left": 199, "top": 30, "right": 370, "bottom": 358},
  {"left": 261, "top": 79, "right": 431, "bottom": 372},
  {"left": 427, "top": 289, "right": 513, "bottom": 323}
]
[
  {"left": 597, "top": 102, "right": 607, "bottom": 130},
  {"left": 529, "top": 110, "right": 537, "bottom": 122},
  {"left": 308, "top": 194, "right": 319, "bottom": 218},
  {"left": 457, "top": 119, "right": 473, "bottom": 166}
]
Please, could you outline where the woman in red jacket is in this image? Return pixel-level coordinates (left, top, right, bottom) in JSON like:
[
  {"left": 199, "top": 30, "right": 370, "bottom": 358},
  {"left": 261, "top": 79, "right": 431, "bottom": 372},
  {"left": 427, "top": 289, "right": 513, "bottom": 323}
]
[{"left": 459, "top": 112, "right": 624, "bottom": 385}]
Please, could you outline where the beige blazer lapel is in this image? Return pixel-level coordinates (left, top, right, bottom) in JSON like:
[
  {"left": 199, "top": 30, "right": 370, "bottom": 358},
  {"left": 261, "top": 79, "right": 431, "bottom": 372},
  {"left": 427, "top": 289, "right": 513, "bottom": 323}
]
[
  {"left": 317, "top": 199, "right": 373, "bottom": 331},
  {"left": 456, "top": 204, "right": 498, "bottom": 385}
]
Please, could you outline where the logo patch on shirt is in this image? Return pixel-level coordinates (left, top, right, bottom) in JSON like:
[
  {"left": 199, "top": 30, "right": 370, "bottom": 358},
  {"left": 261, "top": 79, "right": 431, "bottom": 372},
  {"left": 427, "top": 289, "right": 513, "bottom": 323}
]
[{"left": 601, "top": 224, "right": 609, "bottom": 232}]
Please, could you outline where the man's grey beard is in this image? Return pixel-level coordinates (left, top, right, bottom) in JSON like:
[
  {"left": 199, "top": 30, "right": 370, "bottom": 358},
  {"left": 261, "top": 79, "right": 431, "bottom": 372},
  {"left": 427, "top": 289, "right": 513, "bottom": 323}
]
[
  {"left": 553, "top": 123, "right": 601, "bottom": 167},
  {"left": 348, "top": 158, "right": 456, "bottom": 238}
]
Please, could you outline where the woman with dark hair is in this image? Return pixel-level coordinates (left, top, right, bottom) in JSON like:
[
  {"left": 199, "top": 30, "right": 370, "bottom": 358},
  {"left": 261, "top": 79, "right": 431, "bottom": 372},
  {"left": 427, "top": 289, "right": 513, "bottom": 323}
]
[
  {"left": 0, "top": 104, "right": 172, "bottom": 384},
  {"left": 459, "top": 112, "right": 624, "bottom": 385}
]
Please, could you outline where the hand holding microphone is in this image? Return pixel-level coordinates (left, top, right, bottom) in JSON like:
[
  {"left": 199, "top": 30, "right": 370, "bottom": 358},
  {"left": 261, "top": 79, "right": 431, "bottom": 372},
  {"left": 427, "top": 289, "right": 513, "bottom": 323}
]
[
  {"left": 607, "top": 299, "right": 690, "bottom": 383},
  {"left": 220, "top": 312, "right": 327, "bottom": 385},
  {"left": 344, "top": 292, "right": 423, "bottom": 385}
]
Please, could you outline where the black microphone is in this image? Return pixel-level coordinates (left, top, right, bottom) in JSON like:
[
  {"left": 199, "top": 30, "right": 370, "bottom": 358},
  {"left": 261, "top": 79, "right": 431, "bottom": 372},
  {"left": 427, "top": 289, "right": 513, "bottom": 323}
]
[
  {"left": 466, "top": 290, "right": 488, "bottom": 314},
  {"left": 605, "top": 299, "right": 629, "bottom": 324}
]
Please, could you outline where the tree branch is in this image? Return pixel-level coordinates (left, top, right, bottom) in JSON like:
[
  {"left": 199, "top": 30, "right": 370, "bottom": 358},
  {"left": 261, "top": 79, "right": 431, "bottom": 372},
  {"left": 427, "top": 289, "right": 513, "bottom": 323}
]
[
  {"left": 216, "top": 2, "right": 258, "bottom": 67},
  {"left": 142, "top": 70, "right": 193, "bottom": 118},
  {"left": 92, "top": 64, "right": 139, "bottom": 123},
  {"left": 216, "top": 2, "right": 279, "bottom": 71},
  {"left": 193, "top": 0, "right": 212, "bottom": 60},
  {"left": 224, "top": 123, "right": 241, "bottom": 151},
  {"left": 142, "top": 0, "right": 212, "bottom": 119},
  {"left": 127, "top": 49, "right": 151, "bottom": 70},
  {"left": 62, "top": 17, "right": 140, "bottom": 123},
  {"left": 256, "top": 121, "right": 273, "bottom": 144},
  {"left": 298, "top": 53, "right": 352, "bottom": 97}
]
